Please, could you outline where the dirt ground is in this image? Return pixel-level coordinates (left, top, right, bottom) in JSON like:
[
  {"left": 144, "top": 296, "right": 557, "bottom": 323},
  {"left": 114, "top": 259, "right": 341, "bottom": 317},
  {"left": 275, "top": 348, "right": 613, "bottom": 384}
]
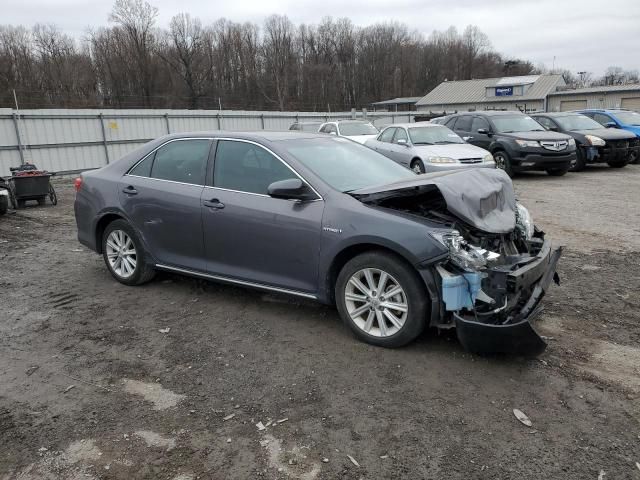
[{"left": 1, "top": 165, "right": 639, "bottom": 480}]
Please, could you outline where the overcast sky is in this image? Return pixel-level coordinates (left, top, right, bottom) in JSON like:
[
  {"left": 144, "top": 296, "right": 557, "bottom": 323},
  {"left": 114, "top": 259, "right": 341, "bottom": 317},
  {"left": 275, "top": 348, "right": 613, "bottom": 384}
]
[{"left": 3, "top": 0, "right": 639, "bottom": 77}]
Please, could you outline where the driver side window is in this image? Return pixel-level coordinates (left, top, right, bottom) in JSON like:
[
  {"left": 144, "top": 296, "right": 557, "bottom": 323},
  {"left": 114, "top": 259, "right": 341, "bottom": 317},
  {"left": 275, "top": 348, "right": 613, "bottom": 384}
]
[
  {"left": 535, "top": 117, "right": 555, "bottom": 130},
  {"left": 213, "top": 140, "right": 297, "bottom": 195}
]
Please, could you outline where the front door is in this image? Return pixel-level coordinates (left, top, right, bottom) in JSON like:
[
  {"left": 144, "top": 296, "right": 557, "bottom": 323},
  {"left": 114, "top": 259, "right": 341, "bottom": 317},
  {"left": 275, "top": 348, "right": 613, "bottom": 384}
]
[
  {"left": 119, "top": 138, "right": 211, "bottom": 270},
  {"left": 202, "top": 139, "right": 324, "bottom": 294}
]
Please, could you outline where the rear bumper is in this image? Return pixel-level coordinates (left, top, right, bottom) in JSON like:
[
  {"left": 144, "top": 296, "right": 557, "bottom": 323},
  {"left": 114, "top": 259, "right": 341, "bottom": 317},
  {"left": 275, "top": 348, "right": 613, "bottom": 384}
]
[
  {"left": 454, "top": 241, "right": 563, "bottom": 356},
  {"left": 511, "top": 151, "right": 575, "bottom": 171}
]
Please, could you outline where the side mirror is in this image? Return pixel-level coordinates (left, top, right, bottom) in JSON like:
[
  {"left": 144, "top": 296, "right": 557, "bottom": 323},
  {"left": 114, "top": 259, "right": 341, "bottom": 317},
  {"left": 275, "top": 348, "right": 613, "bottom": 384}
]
[
  {"left": 548, "top": 126, "right": 559, "bottom": 132},
  {"left": 477, "top": 128, "right": 489, "bottom": 135},
  {"left": 329, "top": 131, "right": 337, "bottom": 135},
  {"left": 267, "top": 178, "right": 316, "bottom": 201},
  {"left": 396, "top": 138, "right": 409, "bottom": 146},
  {"left": 604, "top": 122, "right": 617, "bottom": 129}
]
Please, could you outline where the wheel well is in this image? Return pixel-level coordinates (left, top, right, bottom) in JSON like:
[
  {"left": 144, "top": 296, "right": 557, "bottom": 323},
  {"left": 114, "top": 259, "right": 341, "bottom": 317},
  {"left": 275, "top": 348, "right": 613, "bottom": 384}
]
[
  {"left": 325, "top": 243, "right": 416, "bottom": 304},
  {"left": 410, "top": 157, "right": 422, "bottom": 166},
  {"left": 95, "top": 213, "right": 124, "bottom": 253}
]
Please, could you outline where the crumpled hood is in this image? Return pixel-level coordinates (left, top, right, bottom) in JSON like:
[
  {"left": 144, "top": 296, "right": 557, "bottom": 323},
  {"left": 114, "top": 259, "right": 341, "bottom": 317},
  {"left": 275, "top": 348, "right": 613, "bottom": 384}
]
[{"left": 351, "top": 169, "right": 517, "bottom": 233}]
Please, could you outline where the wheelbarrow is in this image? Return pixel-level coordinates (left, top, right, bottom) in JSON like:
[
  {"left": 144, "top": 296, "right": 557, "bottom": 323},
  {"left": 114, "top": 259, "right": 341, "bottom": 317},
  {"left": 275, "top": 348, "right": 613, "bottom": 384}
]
[{"left": 7, "top": 163, "right": 57, "bottom": 209}]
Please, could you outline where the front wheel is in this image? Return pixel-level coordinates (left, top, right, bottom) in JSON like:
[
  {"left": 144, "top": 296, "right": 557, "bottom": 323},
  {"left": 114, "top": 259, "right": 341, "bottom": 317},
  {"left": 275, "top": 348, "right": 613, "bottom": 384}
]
[
  {"left": 569, "top": 149, "right": 586, "bottom": 172},
  {"left": 607, "top": 160, "right": 627, "bottom": 168},
  {"left": 546, "top": 167, "right": 570, "bottom": 176},
  {"left": 410, "top": 159, "right": 426, "bottom": 174},
  {"left": 102, "top": 219, "right": 155, "bottom": 286},
  {"left": 335, "top": 251, "right": 428, "bottom": 348},
  {"left": 493, "top": 150, "right": 514, "bottom": 177}
]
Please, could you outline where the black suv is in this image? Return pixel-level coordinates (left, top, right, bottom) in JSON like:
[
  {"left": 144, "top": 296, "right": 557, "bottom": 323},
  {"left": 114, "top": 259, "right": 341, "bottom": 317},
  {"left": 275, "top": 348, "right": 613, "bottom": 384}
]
[
  {"left": 531, "top": 112, "right": 638, "bottom": 171},
  {"left": 442, "top": 111, "right": 577, "bottom": 176}
]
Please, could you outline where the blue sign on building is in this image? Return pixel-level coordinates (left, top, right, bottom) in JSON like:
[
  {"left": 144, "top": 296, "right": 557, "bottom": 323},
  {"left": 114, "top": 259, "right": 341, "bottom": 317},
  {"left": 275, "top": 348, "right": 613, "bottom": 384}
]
[{"left": 495, "top": 86, "right": 513, "bottom": 96}]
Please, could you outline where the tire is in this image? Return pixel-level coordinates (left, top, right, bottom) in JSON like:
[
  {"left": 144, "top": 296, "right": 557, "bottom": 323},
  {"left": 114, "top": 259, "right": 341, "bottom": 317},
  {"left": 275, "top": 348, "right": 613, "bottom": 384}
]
[
  {"left": 607, "top": 160, "right": 627, "bottom": 168},
  {"left": 102, "top": 219, "right": 155, "bottom": 286},
  {"left": 570, "top": 149, "right": 586, "bottom": 172},
  {"left": 17, "top": 199, "right": 26, "bottom": 208},
  {"left": 335, "top": 251, "right": 428, "bottom": 348},
  {"left": 49, "top": 184, "right": 57, "bottom": 205},
  {"left": 546, "top": 167, "right": 570, "bottom": 176},
  {"left": 493, "top": 150, "right": 514, "bottom": 177},
  {"left": 37, "top": 196, "right": 46, "bottom": 206},
  {"left": 629, "top": 150, "right": 638, "bottom": 165},
  {"left": 0, "top": 195, "right": 7, "bottom": 215},
  {"left": 410, "top": 158, "right": 426, "bottom": 174}
]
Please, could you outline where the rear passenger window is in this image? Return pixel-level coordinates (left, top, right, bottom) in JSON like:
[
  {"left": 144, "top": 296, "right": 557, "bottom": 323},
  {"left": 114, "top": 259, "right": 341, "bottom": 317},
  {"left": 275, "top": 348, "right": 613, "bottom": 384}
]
[
  {"left": 379, "top": 127, "right": 395, "bottom": 142},
  {"left": 129, "top": 155, "right": 153, "bottom": 177},
  {"left": 454, "top": 116, "right": 472, "bottom": 132},
  {"left": 213, "top": 140, "right": 297, "bottom": 195},
  {"left": 148, "top": 140, "right": 210, "bottom": 185}
]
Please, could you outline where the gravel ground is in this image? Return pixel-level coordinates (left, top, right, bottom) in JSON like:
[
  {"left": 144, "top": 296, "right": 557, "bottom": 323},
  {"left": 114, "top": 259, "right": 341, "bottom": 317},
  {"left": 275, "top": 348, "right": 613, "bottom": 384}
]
[{"left": 1, "top": 165, "right": 639, "bottom": 480}]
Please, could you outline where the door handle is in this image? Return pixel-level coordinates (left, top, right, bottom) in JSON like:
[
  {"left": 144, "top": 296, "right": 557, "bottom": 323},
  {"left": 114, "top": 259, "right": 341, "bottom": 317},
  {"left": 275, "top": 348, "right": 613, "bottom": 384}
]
[
  {"left": 203, "top": 198, "right": 225, "bottom": 209},
  {"left": 122, "top": 186, "right": 138, "bottom": 195}
]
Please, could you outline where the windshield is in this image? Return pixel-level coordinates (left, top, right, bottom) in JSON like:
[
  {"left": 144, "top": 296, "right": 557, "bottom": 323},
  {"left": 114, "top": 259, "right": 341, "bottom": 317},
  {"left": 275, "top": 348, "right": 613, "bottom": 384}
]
[
  {"left": 554, "top": 115, "right": 603, "bottom": 131},
  {"left": 300, "top": 123, "right": 322, "bottom": 132},
  {"left": 282, "top": 137, "right": 414, "bottom": 192},
  {"left": 339, "top": 123, "right": 379, "bottom": 136},
  {"left": 491, "top": 115, "right": 546, "bottom": 133},
  {"left": 614, "top": 111, "right": 640, "bottom": 125},
  {"left": 408, "top": 126, "right": 464, "bottom": 145}
]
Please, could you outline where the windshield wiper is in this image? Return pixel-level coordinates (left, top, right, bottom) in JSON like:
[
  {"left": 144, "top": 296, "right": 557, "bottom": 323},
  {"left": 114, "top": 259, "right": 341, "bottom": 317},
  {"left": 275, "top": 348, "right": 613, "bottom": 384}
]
[
  {"left": 434, "top": 141, "right": 460, "bottom": 144},
  {"left": 412, "top": 141, "right": 434, "bottom": 145}
]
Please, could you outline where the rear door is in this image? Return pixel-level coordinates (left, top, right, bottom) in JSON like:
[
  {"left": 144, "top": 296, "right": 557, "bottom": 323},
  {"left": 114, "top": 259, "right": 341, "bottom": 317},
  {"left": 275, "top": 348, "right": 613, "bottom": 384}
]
[
  {"left": 119, "top": 138, "right": 211, "bottom": 270},
  {"left": 202, "top": 139, "right": 324, "bottom": 293}
]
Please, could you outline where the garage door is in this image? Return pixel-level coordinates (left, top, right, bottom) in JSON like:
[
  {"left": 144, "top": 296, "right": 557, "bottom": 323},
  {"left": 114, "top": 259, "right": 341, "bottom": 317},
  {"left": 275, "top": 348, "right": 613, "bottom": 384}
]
[
  {"left": 560, "top": 99, "right": 587, "bottom": 111},
  {"left": 621, "top": 97, "right": 640, "bottom": 112}
]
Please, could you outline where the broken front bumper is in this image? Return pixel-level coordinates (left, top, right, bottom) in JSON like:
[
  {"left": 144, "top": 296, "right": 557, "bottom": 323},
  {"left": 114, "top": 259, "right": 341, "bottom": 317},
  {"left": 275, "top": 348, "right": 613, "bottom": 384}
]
[{"left": 454, "top": 241, "right": 563, "bottom": 356}]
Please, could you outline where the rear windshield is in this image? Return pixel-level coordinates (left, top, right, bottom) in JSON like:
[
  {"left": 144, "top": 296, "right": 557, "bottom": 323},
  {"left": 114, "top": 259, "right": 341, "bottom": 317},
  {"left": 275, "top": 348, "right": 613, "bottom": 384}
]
[
  {"left": 339, "top": 123, "right": 379, "bottom": 136},
  {"left": 491, "top": 115, "right": 546, "bottom": 133},
  {"left": 554, "top": 115, "right": 603, "bottom": 131}
]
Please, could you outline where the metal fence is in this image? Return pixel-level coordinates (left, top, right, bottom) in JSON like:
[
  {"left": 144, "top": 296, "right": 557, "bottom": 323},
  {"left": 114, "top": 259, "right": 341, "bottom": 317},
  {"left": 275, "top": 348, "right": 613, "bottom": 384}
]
[{"left": 0, "top": 108, "right": 414, "bottom": 176}]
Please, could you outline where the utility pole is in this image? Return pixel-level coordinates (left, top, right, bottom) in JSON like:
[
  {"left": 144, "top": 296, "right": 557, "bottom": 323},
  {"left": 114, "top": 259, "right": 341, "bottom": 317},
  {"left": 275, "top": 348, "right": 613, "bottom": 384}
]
[{"left": 577, "top": 71, "right": 587, "bottom": 87}]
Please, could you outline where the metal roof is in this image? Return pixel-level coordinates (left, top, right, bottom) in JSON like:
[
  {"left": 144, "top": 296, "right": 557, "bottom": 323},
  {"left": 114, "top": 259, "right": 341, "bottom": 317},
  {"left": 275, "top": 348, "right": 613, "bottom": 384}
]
[
  {"left": 370, "top": 97, "right": 423, "bottom": 106},
  {"left": 416, "top": 74, "right": 564, "bottom": 106},
  {"left": 548, "top": 84, "right": 640, "bottom": 96}
]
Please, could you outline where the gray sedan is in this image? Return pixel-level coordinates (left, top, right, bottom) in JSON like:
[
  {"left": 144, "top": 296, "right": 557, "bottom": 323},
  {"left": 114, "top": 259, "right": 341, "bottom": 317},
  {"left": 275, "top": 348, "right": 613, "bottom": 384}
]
[
  {"left": 74, "top": 132, "right": 560, "bottom": 353},
  {"left": 365, "top": 123, "right": 495, "bottom": 173}
]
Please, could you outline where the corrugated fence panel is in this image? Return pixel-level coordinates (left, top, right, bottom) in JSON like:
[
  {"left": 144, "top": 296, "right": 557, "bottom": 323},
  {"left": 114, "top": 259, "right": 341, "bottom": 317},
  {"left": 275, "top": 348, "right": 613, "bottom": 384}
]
[
  {"left": 0, "top": 109, "right": 416, "bottom": 176},
  {"left": 0, "top": 150, "right": 22, "bottom": 176},
  {"left": 26, "top": 145, "right": 105, "bottom": 173}
]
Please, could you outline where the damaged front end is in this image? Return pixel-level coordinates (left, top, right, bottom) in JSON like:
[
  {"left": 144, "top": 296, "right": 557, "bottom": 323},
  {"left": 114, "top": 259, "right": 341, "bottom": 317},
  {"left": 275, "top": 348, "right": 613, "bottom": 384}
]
[{"left": 352, "top": 169, "right": 563, "bottom": 356}]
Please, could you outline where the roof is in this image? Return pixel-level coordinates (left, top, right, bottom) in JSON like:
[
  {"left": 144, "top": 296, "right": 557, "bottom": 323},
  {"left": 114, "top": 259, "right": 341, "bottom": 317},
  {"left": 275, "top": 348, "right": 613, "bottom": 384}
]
[
  {"left": 383, "top": 122, "right": 441, "bottom": 129},
  {"left": 530, "top": 112, "right": 582, "bottom": 117},
  {"left": 370, "top": 97, "right": 423, "bottom": 106},
  {"left": 548, "top": 84, "right": 640, "bottom": 96},
  {"left": 322, "top": 119, "right": 374, "bottom": 124},
  {"left": 416, "top": 74, "right": 564, "bottom": 106}
]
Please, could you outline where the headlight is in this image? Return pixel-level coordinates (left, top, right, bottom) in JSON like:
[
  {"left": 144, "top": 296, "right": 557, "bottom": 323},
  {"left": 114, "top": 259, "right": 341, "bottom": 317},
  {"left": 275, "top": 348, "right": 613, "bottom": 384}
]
[
  {"left": 483, "top": 153, "right": 494, "bottom": 163},
  {"left": 584, "top": 135, "right": 605, "bottom": 146},
  {"left": 427, "top": 156, "right": 456, "bottom": 164},
  {"left": 515, "top": 139, "right": 540, "bottom": 148},
  {"left": 567, "top": 138, "right": 576, "bottom": 147},
  {"left": 431, "top": 230, "right": 487, "bottom": 271},
  {"left": 515, "top": 203, "right": 534, "bottom": 240}
]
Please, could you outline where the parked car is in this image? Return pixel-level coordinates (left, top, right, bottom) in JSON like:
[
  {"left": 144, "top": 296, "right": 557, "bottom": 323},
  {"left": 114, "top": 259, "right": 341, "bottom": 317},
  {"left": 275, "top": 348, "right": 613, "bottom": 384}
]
[
  {"left": 442, "top": 111, "right": 577, "bottom": 177},
  {"left": 576, "top": 109, "right": 640, "bottom": 163},
  {"left": 365, "top": 123, "right": 495, "bottom": 173},
  {"left": 318, "top": 120, "right": 379, "bottom": 144},
  {"left": 531, "top": 112, "right": 638, "bottom": 171},
  {"left": 289, "top": 121, "right": 323, "bottom": 132},
  {"left": 74, "top": 132, "right": 562, "bottom": 354}
]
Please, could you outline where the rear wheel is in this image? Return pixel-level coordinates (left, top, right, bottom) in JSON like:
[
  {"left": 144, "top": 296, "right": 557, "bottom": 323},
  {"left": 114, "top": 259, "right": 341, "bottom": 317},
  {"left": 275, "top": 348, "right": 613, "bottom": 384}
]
[
  {"left": 335, "top": 251, "right": 428, "bottom": 348},
  {"left": 493, "top": 150, "right": 514, "bottom": 177},
  {"left": 410, "top": 158, "right": 425, "bottom": 174},
  {"left": 102, "top": 219, "right": 155, "bottom": 286},
  {"left": 17, "top": 199, "right": 26, "bottom": 208},
  {"left": 37, "top": 196, "right": 46, "bottom": 206},
  {"left": 570, "top": 148, "right": 586, "bottom": 172},
  {"left": 546, "top": 167, "right": 570, "bottom": 176}
]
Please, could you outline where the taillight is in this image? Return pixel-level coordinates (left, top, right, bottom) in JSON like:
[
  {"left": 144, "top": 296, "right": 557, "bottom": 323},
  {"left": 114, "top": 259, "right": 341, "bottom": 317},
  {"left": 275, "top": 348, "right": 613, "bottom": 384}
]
[{"left": 74, "top": 177, "right": 83, "bottom": 192}]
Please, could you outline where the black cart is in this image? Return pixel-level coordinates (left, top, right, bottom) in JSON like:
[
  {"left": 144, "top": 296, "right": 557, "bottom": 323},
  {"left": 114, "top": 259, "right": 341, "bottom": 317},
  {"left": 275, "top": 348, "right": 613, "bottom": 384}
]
[{"left": 7, "top": 164, "right": 57, "bottom": 209}]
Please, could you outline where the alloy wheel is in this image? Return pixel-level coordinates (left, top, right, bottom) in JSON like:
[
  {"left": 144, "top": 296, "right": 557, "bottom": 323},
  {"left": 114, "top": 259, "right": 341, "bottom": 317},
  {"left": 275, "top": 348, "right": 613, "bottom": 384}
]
[
  {"left": 494, "top": 153, "right": 506, "bottom": 170},
  {"left": 105, "top": 230, "right": 137, "bottom": 279},
  {"left": 344, "top": 268, "right": 408, "bottom": 337}
]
